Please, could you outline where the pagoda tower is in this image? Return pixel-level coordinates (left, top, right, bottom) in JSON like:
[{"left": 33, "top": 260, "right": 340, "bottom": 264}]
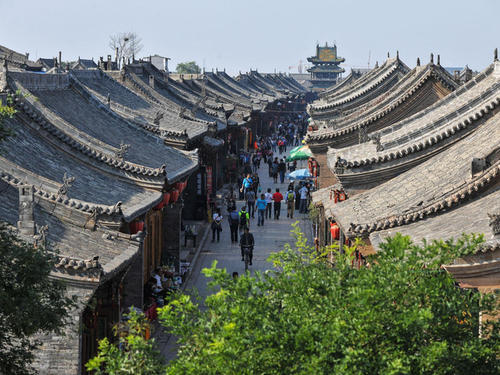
[{"left": 307, "top": 42, "right": 345, "bottom": 90}]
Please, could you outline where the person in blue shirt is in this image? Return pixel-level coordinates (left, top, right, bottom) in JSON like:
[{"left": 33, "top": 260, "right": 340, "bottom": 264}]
[
  {"left": 256, "top": 193, "right": 267, "bottom": 226},
  {"left": 240, "top": 174, "right": 253, "bottom": 195}
]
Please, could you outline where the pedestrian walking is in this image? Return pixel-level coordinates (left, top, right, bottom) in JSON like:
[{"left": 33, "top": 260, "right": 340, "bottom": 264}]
[
  {"left": 285, "top": 188, "right": 296, "bottom": 219},
  {"left": 272, "top": 188, "right": 284, "bottom": 220},
  {"left": 256, "top": 193, "right": 267, "bottom": 226},
  {"left": 264, "top": 188, "right": 273, "bottom": 219},
  {"left": 240, "top": 174, "right": 252, "bottom": 196},
  {"left": 299, "top": 184, "right": 309, "bottom": 213},
  {"left": 211, "top": 209, "right": 223, "bottom": 242},
  {"left": 238, "top": 206, "right": 250, "bottom": 233},
  {"left": 278, "top": 159, "right": 286, "bottom": 184},
  {"left": 228, "top": 207, "right": 240, "bottom": 243},
  {"left": 245, "top": 189, "right": 256, "bottom": 218},
  {"left": 272, "top": 158, "right": 278, "bottom": 184}
]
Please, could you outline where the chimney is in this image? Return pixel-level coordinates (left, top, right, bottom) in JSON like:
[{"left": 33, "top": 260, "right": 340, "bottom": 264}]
[
  {"left": 417, "top": 57, "right": 420, "bottom": 66},
  {"left": 17, "top": 185, "right": 35, "bottom": 236},
  {"left": 495, "top": 48, "right": 499, "bottom": 62},
  {"left": 437, "top": 54, "right": 440, "bottom": 65},
  {"left": 58, "top": 51, "right": 62, "bottom": 66},
  {"left": 115, "top": 47, "right": 119, "bottom": 63},
  {"left": 430, "top": 53, "right": 434, "bottom": 64}
]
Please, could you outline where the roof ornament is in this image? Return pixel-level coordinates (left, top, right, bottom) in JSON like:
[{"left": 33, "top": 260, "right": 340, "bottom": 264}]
[
  {"left": 495, "top": 48, "right": 499, "bottom": 61},
  {"left": 387, "top": 52, "right": 390, "bottom": 58},
  {"left": 430, "top": 53, "right": 434, "bottom": 64},
  {"left": 417, "top": 57, "right": 421, "bottom": 66},
  {"left": 57, "top": 173, "right": 75, "bottom": 198},
  {"left": 358, "top": 126, "right": 369, "bottom": 144},
  {"left": 375, "top": 61, "right": 379, "bottom": 68},
  {"left": 396, "top": 50, "right": 399, "bottom": 59},
  {"left": 437, "top": 54, "right": 441, "bottom": 65},
  {"left": 334, "top": 155, "right": 347, "bottom": 175},
  {"left": 34, "top": 224, "right": 49, "bottom": 249},
  {"left": 153, "top": 111, "right": 164, "bottom": 125},
  {"left": 115, "top": 141, "right": 130, "bottom": 160},
  {"left": 488, "top": 212, "right": 500, "bottom": 237},
  {"left": 369, "top": 133, "right": 384, "bottom": 152},
  {"left": 84, "top": 207, "right": 100, "bottom": 231}
]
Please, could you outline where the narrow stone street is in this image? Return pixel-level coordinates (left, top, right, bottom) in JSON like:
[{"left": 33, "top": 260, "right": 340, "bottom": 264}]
[{"left": 160, "top": 155, "right": 313, "bottom": 361}]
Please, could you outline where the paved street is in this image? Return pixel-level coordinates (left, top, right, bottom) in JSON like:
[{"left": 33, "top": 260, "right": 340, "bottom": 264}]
[{"left": 160, "top": 155, "right": 313, "bottom": 361}]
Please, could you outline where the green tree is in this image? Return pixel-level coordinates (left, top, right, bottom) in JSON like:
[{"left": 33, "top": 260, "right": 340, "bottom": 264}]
[
  {"left": 89, "top": 226, "right": 500, "bottom": 374},
  {"left": 86, "top": 309, "right": 164, "bottom": 375},
  {"left": 176, "top": 61, "right": 201, "bottom": 74},
  {"left": 0, "top": 224, "right": 76, "bottom": 374}
]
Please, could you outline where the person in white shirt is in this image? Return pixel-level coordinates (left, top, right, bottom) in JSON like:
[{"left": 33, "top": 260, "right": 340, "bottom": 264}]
[
  {"left": 264, "top": 188, "right": 273, "bottom": 219},
  {"left": 212, "top": 209, "right": 223, "bottom": 242},
  {"left": 299, "top": 184, "right": 309, "bottom": 213}
]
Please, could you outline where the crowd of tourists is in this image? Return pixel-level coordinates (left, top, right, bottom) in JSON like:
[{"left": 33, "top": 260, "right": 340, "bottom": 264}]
[{"left": 210, "top": 113, "right": 314, "bottom": 266}]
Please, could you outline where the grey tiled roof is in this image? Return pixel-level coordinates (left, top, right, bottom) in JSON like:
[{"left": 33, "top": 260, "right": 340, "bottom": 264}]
[
  {"left": 72, "top": 70, "right": 209, "bottom": 141},
  {"left": 309, "top": 58, "right": 410, "bottom": 117},
  {"left": 0, "top": 180, "right": 141, "bottom": 281},
  {"left": 327, "top": 62, "right": 500, "bottom": 189},
  {"left": 369, "top": 187, "right": 500, "bottom": 250},
  {"left": 1, "top": 116, "right": 162, "bottom": 220},
  {"left": 307, "top": 63, "right": 458, "bottom": 149},
  {"left": 323, "top": 106, "right": 500, "bottom": 237}
]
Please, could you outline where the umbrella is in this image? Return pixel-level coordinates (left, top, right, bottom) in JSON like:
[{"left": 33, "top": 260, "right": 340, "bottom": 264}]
[
  {"left": 287, "top": 168, "right": 312, "bottom": 180},
  {"left": 286, "top": 145, "right": 313, "bottom": 162}
]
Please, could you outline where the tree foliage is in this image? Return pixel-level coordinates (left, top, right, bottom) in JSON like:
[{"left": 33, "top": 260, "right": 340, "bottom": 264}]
[
  {"left": 176, "top": 61, "right": 201, "bottom": 74},
  {"left": 0, "top": 224, "right": 76, "bottom": 374},
  {"left": 89, "top": 225, "right": 500, "bottom": 374},
  {"left": 0, "top": 93, "right": 16, "bottom": 143},
  {"left": 86, "top": 309, "right": 164, "bottom": 375},
  {"left": 109, "top": 32, "right": 143, "bottom": 65}
]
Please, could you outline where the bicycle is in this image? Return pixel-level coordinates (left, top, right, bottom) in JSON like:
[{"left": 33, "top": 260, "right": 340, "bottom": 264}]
[{"left": 242, "top": 246, "right": 252, "bottom": 272}]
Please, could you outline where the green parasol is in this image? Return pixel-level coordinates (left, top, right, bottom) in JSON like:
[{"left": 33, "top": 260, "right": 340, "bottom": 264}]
[{"left": 286, "top": 145, "right": 313, "bottom": 161}]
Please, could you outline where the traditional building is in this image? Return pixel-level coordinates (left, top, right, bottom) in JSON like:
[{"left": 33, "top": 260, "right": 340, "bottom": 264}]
[
  {"left": 311, "top": 52, "right": 500, "bottom": 292},
  {"left": 306, "top": 56, "right": 457, "bottom": 188},
  {"left": 326, "top": 58, "right": 499, "bottom": 192},
  {"left": 0, "top": 69, "right": 199, "bottom": 373},
  {"left": 308, "top": 55, "right": 410, "bottom": 122},
  {"left": 307, "top": 43, "right": 345, "bottom": 90}
]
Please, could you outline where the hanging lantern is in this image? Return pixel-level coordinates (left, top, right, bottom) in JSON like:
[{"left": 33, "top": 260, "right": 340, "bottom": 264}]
[
  {"left": 330, "top": 222, "right": 340, "bottom": 240},
  {"left": 170, "top": 189, "right": 179, "bottom": 203},
  {"left": 163, "top": 192, "right": 171, "bottom": 205},
  {"left": 129, "top": 220, "right": 145, "bottom": 234}
]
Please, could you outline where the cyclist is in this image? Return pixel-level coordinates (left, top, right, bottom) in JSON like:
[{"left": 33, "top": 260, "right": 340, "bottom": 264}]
[{"left": 240, "top": 227, "right": 255, "bottom": 265}]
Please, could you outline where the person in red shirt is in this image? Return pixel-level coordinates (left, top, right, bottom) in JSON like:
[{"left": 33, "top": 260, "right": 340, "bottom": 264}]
[{"left": 272, "top": 188, "right": 284, "bottom": 220}]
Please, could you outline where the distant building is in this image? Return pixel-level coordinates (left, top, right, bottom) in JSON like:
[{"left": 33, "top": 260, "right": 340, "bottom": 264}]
[
  {"left": 143, "top": 54, "right": 170, "bottom": 72},
  {"left": 307, "top": 43, "right": 345, "bottom": 90},
  {"left": 71, "top": 57, "right": 98, "bottom": 70}
]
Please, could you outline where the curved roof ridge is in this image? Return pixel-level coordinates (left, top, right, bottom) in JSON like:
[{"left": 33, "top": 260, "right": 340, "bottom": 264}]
[
  {"left": 344, "top": 162, "right": 500, "bottom": 237},
  {"left": 9, "top": 89, "right": 168, "bottom": 180},
  {"left": 307, "top": 63, "right": 459, "bottom": 143},
  {"left": 0, "top": 162, "right": 125, "bottom": 218},
  {"left": 310, "top": 59, "right": 409, "bottom": 112},
  {"left": 318, "top": 58, "right": 394, "bottom": 100}
]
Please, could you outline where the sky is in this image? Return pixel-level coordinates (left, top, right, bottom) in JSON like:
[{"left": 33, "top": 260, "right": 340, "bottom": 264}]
[{"left": 1, "top": 0, "right": 499, "bottom": 75}]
